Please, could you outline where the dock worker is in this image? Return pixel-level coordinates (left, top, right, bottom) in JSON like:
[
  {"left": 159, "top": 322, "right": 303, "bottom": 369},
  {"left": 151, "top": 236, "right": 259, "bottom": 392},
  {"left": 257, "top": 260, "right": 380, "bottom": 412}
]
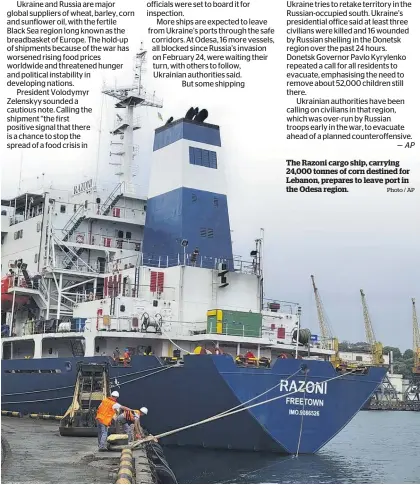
[
  {"left": 245, "top": 350, "right": 255, "bottom": 359},
  {"left": 144, "top": 346, "right": 153, "bottom": 356},
  {"left": 96, "top": 390, "right": 133, "bottom": 451},
  {"left": 118, "top": 406, "right": 148, "bottom": 442},
  {"left": 190, "top": 247, "right": 200, "bottom": 266},
  {"left": 123, "top": 348, "right": 131, "bottom": 367},
  {"left": 113, "top": 347, "right": 120, "bottom": 362},
  {"left": 133, "top": 407, "right": 148, "bottom": 440}
]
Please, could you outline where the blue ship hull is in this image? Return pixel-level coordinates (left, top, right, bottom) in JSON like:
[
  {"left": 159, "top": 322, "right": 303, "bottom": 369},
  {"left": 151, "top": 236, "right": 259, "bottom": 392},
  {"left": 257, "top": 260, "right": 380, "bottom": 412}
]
[{"left": 1, "top": 355, "right": 386, "bottom": 453}]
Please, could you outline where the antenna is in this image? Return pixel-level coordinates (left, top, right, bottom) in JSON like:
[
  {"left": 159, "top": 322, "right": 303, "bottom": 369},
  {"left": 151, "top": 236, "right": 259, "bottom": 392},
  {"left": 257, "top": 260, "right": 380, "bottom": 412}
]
[
  {"left": 94, "top": 82, "right": 106, "bottom": 191},
  {"left": 102, "top": 45, "right": 163, "bottom": 196},
  {"left": 18, "top": 152, "right": 23, "bottom": 195}
]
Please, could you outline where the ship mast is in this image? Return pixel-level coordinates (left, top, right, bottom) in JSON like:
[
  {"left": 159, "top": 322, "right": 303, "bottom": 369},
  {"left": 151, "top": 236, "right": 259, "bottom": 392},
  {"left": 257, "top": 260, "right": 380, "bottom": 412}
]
[{"left": 103, "top": 46, "right": 163, "bottom": 195}]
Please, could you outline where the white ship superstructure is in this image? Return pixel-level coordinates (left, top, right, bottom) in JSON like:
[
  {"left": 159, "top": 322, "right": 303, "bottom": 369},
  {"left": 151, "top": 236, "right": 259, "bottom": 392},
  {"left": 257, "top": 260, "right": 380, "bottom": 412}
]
[{"left": 1, "top": 48, "right": 333, "bottom": 364}]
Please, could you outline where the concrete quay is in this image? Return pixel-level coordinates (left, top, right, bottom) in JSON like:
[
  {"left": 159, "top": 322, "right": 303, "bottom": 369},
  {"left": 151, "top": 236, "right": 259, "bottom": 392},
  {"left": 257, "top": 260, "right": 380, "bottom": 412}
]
[{"left": 1, "top": 417, "right": 155, "bottom": 484}]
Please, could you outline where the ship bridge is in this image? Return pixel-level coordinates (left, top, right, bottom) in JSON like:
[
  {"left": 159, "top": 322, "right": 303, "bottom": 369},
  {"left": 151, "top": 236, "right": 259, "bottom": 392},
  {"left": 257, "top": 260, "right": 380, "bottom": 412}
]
[{"left": 143, "top": 110, "right": 233, "bottom": 270}]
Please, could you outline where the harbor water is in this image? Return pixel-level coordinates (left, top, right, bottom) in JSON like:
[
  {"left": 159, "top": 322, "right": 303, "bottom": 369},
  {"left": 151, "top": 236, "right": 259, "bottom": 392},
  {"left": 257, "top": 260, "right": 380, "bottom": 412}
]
[{"left": 164, "top": 411, "right": 420, "bottom": 484}]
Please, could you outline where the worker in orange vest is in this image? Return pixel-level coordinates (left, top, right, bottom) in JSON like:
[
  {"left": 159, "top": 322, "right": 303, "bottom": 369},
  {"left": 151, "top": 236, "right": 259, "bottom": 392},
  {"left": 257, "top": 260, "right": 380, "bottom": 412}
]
[
  {"left": 123, "top": 348, "right": 131, "bottom": 367},
  {"left": 96, "top": 390, "right": 132, "bottom": 451},
  {"left": 118, "top": 407, "right": 148, "bottom": 442}
]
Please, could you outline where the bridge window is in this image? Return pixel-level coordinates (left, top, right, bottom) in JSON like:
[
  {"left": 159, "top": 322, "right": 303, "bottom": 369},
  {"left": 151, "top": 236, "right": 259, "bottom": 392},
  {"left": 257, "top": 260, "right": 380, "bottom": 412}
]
[{"left": 189, "top": 147, "right": 217, "bottom": 169}]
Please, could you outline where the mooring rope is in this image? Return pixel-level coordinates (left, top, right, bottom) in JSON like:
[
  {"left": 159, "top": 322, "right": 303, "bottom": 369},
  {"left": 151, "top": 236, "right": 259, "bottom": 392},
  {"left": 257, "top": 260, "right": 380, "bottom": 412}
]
[
  {"left": 2, "top": 394, "right": 75, "bottom": 405},
  {"left": 1, "top": 385, "right": 75, "bottom": 397},
  {"left": 2, "top": 366, "right": 174, "bottom": 404},
  {"left": 1, "top": 364, "right": 170, "bottom": 397},
  {"left": 130, "top": 369, "right": 358, "bottom": 449},
  {"left": 215, "top": 368, "right": 303, "bottom": 418},
  {"left": 112, "top": 365, "right": 175, "bottom": 388}
]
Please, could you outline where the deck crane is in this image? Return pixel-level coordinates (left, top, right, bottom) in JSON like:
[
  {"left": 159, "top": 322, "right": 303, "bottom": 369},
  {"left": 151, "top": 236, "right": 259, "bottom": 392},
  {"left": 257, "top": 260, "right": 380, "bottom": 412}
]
[
  {"left": 405, "top": 298, "right": 420, "bottom": 401},
  {"left": 310, "top": 275, "right": 341, "bottom": 368}
]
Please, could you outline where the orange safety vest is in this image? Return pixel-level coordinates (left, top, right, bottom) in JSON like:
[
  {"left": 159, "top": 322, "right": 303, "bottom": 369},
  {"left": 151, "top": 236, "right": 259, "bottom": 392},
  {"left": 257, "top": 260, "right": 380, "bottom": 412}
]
[
  {"left": 124, "top": 409, "right": 135, "bottom": 423},
  {"left": 96, "top": 397, "right": 117, "bottom": 426}
]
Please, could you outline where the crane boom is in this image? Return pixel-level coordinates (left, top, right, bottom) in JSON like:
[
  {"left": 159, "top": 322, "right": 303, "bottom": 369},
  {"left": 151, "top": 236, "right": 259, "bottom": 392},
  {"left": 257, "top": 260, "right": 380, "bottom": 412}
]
[
  {"left": 311, "top": 275, "right": 331, "bottom": 347},
  {"left": 360, "top": 289, "right": 384, "bottom": 366},
  {"left": 412, "top": 298, "right": 420, "bottom": 374},
  {"left": 311, "top": 275, "right": 340, "bottom": 367}
]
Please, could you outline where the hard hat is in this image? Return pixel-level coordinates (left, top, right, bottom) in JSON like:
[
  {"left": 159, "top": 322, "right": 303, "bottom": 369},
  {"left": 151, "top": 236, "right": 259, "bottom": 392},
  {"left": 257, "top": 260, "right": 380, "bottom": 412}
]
[
  {"left": 140, "top": 407, "right": 148, "bottom": 415},
  {"left": 111, "top": 390, "right": 120, "bottom": 398}
]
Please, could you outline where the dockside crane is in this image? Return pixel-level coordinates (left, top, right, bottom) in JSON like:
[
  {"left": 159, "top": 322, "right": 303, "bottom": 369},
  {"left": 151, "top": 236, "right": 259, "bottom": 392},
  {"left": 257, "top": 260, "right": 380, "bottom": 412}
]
[
  {"left": 310, "top": 275, "right": 341, "bottom": 368},
  {"left": 360, "top": 289, "right": 398, "bottom": 401},
  {"left": 360, "top": 289, "right": 384, "bottom": 366},
  {"left": 405, "top": 298, "right": 420, "bottom": 401},
  {"left": 412, "top": 298, "right": 420, "bottom": 374}
]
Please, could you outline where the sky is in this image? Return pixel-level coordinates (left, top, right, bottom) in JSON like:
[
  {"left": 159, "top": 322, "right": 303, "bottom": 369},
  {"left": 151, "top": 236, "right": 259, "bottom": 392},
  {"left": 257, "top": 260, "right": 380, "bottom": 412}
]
[{"left": 2, "top": 1, "right": 419, "bottom": 351}]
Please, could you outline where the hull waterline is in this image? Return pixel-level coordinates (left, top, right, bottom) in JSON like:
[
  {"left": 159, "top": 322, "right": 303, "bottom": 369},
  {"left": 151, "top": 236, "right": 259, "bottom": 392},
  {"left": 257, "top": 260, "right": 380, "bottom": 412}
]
[{"left": 1, "top": 355, "right": 386, "bottom": 453}]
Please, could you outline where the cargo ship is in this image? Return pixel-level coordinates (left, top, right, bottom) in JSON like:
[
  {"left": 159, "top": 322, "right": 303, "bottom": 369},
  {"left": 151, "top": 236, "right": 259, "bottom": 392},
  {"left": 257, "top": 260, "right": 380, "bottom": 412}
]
[{"left": 1, "top": 48, "right": 386, "bottom": 454}]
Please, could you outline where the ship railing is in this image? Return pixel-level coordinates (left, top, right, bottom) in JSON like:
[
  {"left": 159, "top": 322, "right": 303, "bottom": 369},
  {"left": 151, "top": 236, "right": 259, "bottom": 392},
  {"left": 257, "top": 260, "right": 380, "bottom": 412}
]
[
  {"left": 262, "top": 299, "right": 301, "bottom": 315},
  {"left": 7, "top": 206, "right": 44, "bottom": 227},
  {"left": 61, "top": 291, "right": 105, "bottom": 304},
  {"left": 116, "top": 284, "right": 176, "bottom": 301},
  {"left": 97, "top": 206, "right": 146, "bottom": 221},
  {"left": 102, "top": 85, "right": 163, "bottom": 108},
  {"left": 164, "top": 322, "right": 207, "bottom": 337},
  {"left": 99, "top": 182, "right": 123, "bottom": 215},
  {"left": 21, "top": 318, "right": 86, "bottom": 336},
  {"left": 207, "top": 322, "right": 263, "bottom": 338},
  {"left": 95, "top": 316, "right": 150, "bottom": 333},
  {"left": 6, "top": 275, "right": 48, "bottom": 301},
  {"left": 134, "top": 252, "right": 260, "bottom": 275},
  {"left": 92, "top": 317, "right": 203, "bottom": 336},
  {"left": 105, "top": 283, "right": 176, "bottom": 301},
  {"left": 113, "top": 115, "right": 141, "bottom": 130},
  {"left": 56, "top": 251, "right": 263, "bottom": 276},
  {"left": 261, "top": 327, "right": 299, "bottom": 345},
  {"left": 63, "top": 231, "right": 143, "bottom": 251},
  {"left": 61, "top": 204, "right": 85, "bottom": 239},
  {"left": 107, "top": 254, "right": 142, "bottom": 273},
  {"left": 52, "top": 255, "right": 101, "bottom": 274}
]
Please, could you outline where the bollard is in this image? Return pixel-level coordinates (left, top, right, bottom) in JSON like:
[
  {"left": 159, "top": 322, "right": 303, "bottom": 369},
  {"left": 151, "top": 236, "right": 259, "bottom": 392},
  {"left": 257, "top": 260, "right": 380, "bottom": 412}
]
[
  {"left": 29, "top": 414, "right": 63, "bottom": 420},
  {"left": 116, "top": 448, "right": 134, "bottom": 484},
  {"left": 1, "top": 410, "right": 22, "bottom": 418}
]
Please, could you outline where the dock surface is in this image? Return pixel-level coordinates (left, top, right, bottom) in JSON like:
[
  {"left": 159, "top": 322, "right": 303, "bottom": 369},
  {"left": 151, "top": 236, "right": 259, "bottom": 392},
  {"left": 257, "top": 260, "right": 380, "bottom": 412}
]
[{"left": 1, "top": 417, "right": 112, "bottom": 484}]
